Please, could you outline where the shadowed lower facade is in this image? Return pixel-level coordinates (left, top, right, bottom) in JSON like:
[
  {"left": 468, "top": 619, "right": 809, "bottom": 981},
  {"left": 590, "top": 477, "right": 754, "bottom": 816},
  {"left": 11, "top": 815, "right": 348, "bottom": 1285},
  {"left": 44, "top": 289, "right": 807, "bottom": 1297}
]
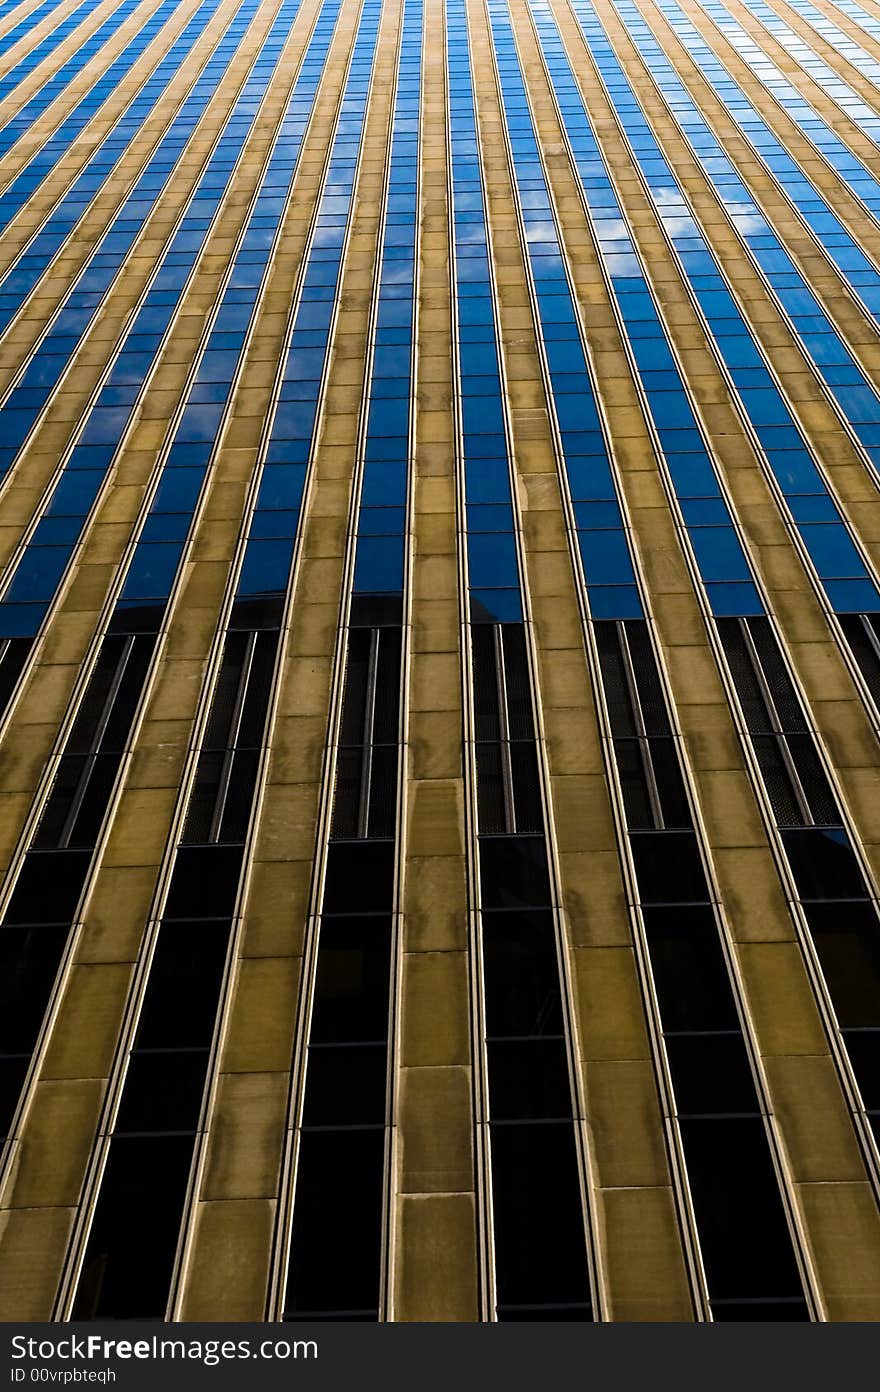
[{"left": 0, "top": 0, "right": 880, "bottom": 1322}]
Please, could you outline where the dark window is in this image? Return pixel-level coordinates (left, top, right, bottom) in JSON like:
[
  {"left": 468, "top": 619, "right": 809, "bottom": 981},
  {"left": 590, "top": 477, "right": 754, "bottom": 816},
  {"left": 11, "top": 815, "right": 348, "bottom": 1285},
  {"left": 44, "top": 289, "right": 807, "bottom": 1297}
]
[
  {"left": 114, "top": 1050, "right": 209, "bottom": 1134},
  {"left": 3, "top": 849, "right": 91, "bottom": 925},
  {"left": 642, "top": 906, "right": 739, "bottom": 1032},
  {"left": 629, "top": 831, "right": 707, "bottom": 904},
  {"left": 479, "top": 836, "right": 551, "bottom": 909},
  {"left": 134, "top": 921, "right": 232, "bottom": 1049},
  {"left": 719, "top": 616, "right": 840, "bottom": 829},
  {"left": 322, "top": 841, "right": 395, "bottom": 914},
  {"left": 842, "top": 1030, "right": 880, "bottom": 1111},
  {"left": 490, "top": 1121, "right": 591, "bottom": 1313},
  {"left": 301, "top": 1045, "right": 388, "bottom": 1126},
  {"left": 665, "top": 1033, "right": 757, "bottom": 1116},
  {"left": 839, "top": 612, "right": 880, "bottom": 708},
  {"left": 163, "top": 845, "right": 244, "bottom": 920},
  {"left": 471, "top": 625, "right": 534, "bottom": 742},
  {"left": 804, "top": 901, "right": 880, "bottom": 1029},
  {"left": 613, "top": 736, "right": 690, "bottom": 830},
  {"left": 0, "top": 1057, "right": 29, "bottom": 1145},
  {"left": 72, "top": 1134, "right": 196, "bottom": 1319},
  {"left": 475, "top": 739, "right": 542, "bottom": 835},
  {"left": 0, "top": 636, "right": 33, "bottom": 722},
  {"left": 487, "top": 1039, "right": 572, "bottom": 1120},
  {"left": 67, "top": 635, "right": 156, "bottom": 754},
  {"left": 782, "top": 828, "right": 867, "bottom": 901},
  {"left": 309, "top": 916, "right": 392, "bottom": 1043},
  {"left": 332, "top": 627, "right": 401, "bottom": 839},
  {"left": 711, "top": 1299, "right": 808, "bottom": 1321},
  {"left": 471, "top": 623, "right": 542, "bottom": 835},
  {"left": 183, "top": 629, "right": 278, "bottom": 844},
  {"left": 283, "top": 1128, "right": 385, "bottom": 1318},
  {"left": 33, "top": 634, "right": 155, "bottom": 851},
  {"left": 718, "top": 617, "right": 802, "bottom": 734},
  {"left": 482, "top": 910, "right": 563, "bottom": 1037},
  {"left": 679, "top": 1117, "right": 805, "bottom": 1302},
  {"left": 0, "top": 924, "right": 68, "bottom": 1052},
  {"left": 595, "top": 620, "right": 690, "bottom": 830},
  {"left": 595, "top": 619, "right": 671, "bottom": 737},
  {"left": 33, "top": 753, "right": 119, "bottom": 850}
]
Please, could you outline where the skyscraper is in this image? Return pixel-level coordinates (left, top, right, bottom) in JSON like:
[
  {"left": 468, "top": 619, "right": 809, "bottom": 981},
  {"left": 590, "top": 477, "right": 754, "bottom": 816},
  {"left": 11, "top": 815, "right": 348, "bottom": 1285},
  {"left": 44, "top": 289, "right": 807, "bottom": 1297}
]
[{"left": 0, "top": 0, "right": 879, "bottom": 1323}]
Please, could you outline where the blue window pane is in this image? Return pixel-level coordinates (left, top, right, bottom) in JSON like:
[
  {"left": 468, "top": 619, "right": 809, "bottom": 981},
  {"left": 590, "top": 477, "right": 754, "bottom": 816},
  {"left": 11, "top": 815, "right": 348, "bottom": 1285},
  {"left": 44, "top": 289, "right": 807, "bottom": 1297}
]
[
  {"left": 31, "top": 517, "right": 82, "bottom": 546},
  {"left": 353, "top": 536, "right": 405, "bottom": 593},
  {"left": 140, "top": 514, "right": 191, "bottom": 543},
  {"left": 360, "top": 462, "right": 408, "bottom": 505},
  {"left": 237, "top": 538, "right": 294, "bottom": 597},
  {"left": 824, "top": 579, "right": 880, "bottom": 613},
  {"left": 572, "top": 500, "right": 622, "bottom": 529},
  {"left": 464, "top": 458, "right": 511, "bottom": 504},
  {"left": 358, "top": 507, "right": 406, "bottom": 536},
  {"left": 588, "top": 585, "right": 643, "bottom": 620},
  {"left": 0, "top": 603, "right": 45, "bottom": 638},
  {"left": 578, "top": 529, "right": 635, "bottom": 586},
  {"left": 121, "top": 542, "right": 183, "bottom": 600},
  {"left": 466, "top": 503, "right": 515, "bottom": 532},
  {"left": 469, "top": 589, "right": 523, "bottom": 623},
  {"left": 249, "top": 510, "right": 300, "bottom": 540},
  {"left": 467, "top": 532, "right": 519, "bottom": 589},
  {"left": 46, "top": 471, "right": 105, "bottom": 516},
  {"left": 5, "top": 548, "right": 70, "bottom": 602},
  {"left": 765, "top": 451, "right": 825, "bottom": 493},
  {"left": 690, "top": 528, "right": 752, "bottom": 583},
  {"left": 152, "top": 470, "right": 205, "bottom": 513},
  {"left": 706, "top": 582, "right": 765, "bottom": 617},
  {"left": 799, "top": 525, "right": 865, "bottom": 579},
  {"left": 255, "top": 465, "right": 306, "bottom": 513}
]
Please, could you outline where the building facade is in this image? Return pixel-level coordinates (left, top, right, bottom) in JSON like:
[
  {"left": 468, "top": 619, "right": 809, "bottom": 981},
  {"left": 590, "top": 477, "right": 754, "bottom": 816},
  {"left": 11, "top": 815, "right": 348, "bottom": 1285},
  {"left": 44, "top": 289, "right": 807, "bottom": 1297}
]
[{"left": 0, "top": 0, "right": 879, "bottom": 1323}]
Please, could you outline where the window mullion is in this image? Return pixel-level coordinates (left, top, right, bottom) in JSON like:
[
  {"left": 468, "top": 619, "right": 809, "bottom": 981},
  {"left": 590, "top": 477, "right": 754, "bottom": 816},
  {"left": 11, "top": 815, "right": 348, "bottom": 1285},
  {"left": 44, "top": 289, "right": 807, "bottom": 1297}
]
[
  {"left": 618, "top": 620, "right": 665, "bottom": 829},
  {"left": 493, "top": 624, "right": 517, "bottom": 834},
  {"left": 740, "top": 618, "right": 813, "bottom": 824},
  {"left": 356, "top": 626, "right": 381, "bottom": 839},
  {"left": 57, "top": 634, "right": 137, "bottom": 849},
  {"left": 208, "top": 629, "right": 258, "bottom": 843}
]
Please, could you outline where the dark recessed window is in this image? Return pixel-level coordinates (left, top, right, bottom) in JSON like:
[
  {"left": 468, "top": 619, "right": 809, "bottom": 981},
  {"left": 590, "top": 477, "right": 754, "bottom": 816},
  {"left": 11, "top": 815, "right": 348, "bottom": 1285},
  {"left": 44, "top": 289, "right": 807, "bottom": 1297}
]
[
  {"left": 3, "top": 849, "right": 92, "bottom": 926},
  {"left": 482, "top": 910, "right": 563, "bottom": 1038},
  {"left": 487, "top": 1039, "right": 572, "bottom": 1121},
  {"left": 114, "top": 1049, "right": 210, "bottom": 1134},
  {"left": 642, "top": 906, "right": 739, "bottom": 1032},
  {"left": 310, "top": 916, "right": 392, "bottom": 1044},
  {"left": 135, "top": 921, "right": 231, "bottom": 1050},
  {"left": 679, "top": 1116, "right": 804, "bottom": 1302},
  {"left": 804, "top": 901, "right": 880, "bottom": 1029},
  {"left": 629, "top": 830, "right": 707, "bottom": 904},
  {"left": 302, "top": 1044, "right": 388, "bottom": 1127},
  {"left": 841, "top": 1029, "right": 880, "bottom": 1111},
  {"left": 163, "top": 845, "right": 244, "bottom": 920},
  {"left": 710, "top": 1299, "right": 809, "bottom": 1321},
  {"left": 284, "top": 1128, "right": 385, "bottom": 1318},
  {"left": 839, "top": 612, "right": 880, "bottom": 708},
  {"left": 490, "top": 1120, "right": 591, "bottom": 1312},
  {"left": 322, "top": 841, "right": 395, "bottom": 914},
  {"left": 479, "top": 836, "right": 551, "bottom": 910},
  {"left": 665, "top": 1032, "right": 758, "bottom": 1116},
  {"left": 0, "top": 924, "right": 68, "bottom": 1052},
  {"left": 782, "top": 828, "right": 866, "bottom": 901},
  {"left": 72, "top": 1134, "right": 196, "bottom": 1319}
]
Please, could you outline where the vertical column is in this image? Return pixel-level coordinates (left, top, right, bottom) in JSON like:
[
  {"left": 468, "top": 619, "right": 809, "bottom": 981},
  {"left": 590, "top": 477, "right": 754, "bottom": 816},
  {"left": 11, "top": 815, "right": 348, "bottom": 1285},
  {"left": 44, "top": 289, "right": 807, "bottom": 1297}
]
[
  {"left": 466, "top": 0, "right": 693, "bottom": 1320},
  {"left": 273, "top": 0, "right": 422, "bottom": 1324},
  {"left": 181, "top": 0, "right": 397, "bottom": 1319},
  {"left": 391, "top": 0, "right": 478, "bottom": 1324}
]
